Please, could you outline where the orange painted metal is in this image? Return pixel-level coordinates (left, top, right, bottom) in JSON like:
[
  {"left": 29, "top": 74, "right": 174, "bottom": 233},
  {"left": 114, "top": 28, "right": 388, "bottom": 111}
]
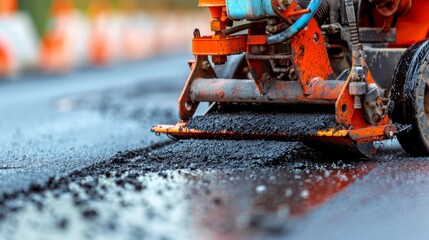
[
  {"left": 198, "top": 0, "right": 225, "bottom": 7},
  {"left": 271, "top": 1, "right": 298, "bottom": 22},
  {"left": 178, "top": 56, "right": 218, "bottom": 120},
  {"left": 395, "top": 0, "right": 429, "bottom": 47},
  {"left": 152, "top": 0, "right": 410, "bottom": 155},
  {"left": 189, "top": 78, "right": 345, "bottom": 104},
  {"left": 192, "top": 35, "right": 247, "bottom": 56},
  {"left": 291, "top": 19, "right": 334, "bottom": 92},
  {"left": 245, "top": 25, "right": 276, "bottom": 94},
  {"left": 335, "top": 56, "right": 391, "bottom": 128},
  {"left": 286, "top": 9, "right": 311, "bottom": 18},
  {"left": 209, "top": 7, "right": 224, "bottom": 20},
  {"left": 152, "top": 123, "right": 396, "bottom": 143},
  {"left": 247, "top": 35, "right": 267, "bottom": 45},
  {"left": 268, "top": 0, "right": 307, "bottom": 23},
  {"left": 318, "top": 124, "right": 397, "bottom": 143},
  {"left": 360, "top": 0, "right": 428, "bottom": 47}
]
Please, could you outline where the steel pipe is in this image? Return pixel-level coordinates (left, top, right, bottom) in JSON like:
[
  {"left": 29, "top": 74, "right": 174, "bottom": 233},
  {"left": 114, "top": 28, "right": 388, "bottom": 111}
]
[{"left": 190, "top": 78, "right": 345, "bottom": 104}]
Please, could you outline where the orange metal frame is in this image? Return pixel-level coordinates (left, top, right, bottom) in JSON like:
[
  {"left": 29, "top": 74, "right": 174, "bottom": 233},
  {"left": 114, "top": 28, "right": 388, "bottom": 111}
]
[
  {"left": 395, "top": 0, "right": 429, "bottom": 46},
  {"left": 151, "top": 0, "right": 428, "bottom": 152},
  {"left": 359, "top": 0, "right": 429, "bottom": 47},
  {"left": 192, "top": 35, "right": 247, "bottom": 56},
  {"left": 153, "top": 123, "right": 396, "bottom": 145}
]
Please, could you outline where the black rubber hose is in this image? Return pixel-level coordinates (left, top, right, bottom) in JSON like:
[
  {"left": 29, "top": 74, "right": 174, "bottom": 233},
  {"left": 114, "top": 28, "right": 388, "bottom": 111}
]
[
  {"left": 295, "top": 0, "right": 330, "bottom": 25},
  {"left": 221, "top": 23, "right": 252, "bottom": 35},
  {"left": 221, "top": 20, "right": 267, "bottom": 36}
]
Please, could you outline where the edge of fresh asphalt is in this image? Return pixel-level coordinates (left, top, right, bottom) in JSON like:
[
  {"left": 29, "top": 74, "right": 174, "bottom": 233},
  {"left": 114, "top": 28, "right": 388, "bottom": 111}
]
[
  {"left": 0, "top": 140, "right": 174, "bottom": 201},
  {"left": 0, "top": 52, "right": 189, "bottom": 197}
]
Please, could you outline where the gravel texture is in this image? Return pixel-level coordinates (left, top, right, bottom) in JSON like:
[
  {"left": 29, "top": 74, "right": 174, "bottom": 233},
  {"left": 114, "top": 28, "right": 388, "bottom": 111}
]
[{"left": 186, "top": 108, "right": 337, "bottom": 136}]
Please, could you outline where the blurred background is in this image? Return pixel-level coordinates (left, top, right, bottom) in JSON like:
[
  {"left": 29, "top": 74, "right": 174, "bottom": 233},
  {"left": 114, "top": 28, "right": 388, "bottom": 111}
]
[{"left": 0, "top": 0, "right": 210, "bottom": 77}]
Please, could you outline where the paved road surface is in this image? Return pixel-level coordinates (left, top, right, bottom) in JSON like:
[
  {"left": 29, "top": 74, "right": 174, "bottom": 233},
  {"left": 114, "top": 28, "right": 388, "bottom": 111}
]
[
  {"left": 0, "top": 55, "right": 187, "bottom": 195},
  {"left": 1, "top": 54, "right": 429, "bottom": 240}
]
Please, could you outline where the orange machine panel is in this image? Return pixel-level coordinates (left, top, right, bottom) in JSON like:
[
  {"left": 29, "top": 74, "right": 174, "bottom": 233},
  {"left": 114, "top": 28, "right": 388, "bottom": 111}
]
[
  {"left": 192, "top": 35, "right": 247, "bottom": 56},
  {"left": 395, "top": 0, "right": 429, "bottom": 46},
  {"left": 199, "top": 0, "right": 225, "bottom": 7}
]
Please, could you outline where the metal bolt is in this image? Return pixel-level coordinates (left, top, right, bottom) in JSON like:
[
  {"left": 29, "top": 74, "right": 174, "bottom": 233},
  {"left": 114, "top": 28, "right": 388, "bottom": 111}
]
[
  {"left": 353, "top": 51, "right": 361, "bottom": 59},
  {"left": 201, "top": 61, "right": 211, "bottom": 71},
  {"left": 372, "top": 114, "right": 381, "bottom": 123},
  {"left": 184, "top": 102, "right": 193, "bottom": 111},
  {"left": 267, "top": 18, "right": 277, "bottom": 25},
  {"left": 313, "top": 33, "right": 319, "bottom": 43},
  {"left": 279, "top": 0, "right": 292, "bottom": 10},
  {"left": 262, "top": 73, "right": 271, "bottom": 81},
  {"left": 288, "top": 68, "right": 298, "bottom": 81}
]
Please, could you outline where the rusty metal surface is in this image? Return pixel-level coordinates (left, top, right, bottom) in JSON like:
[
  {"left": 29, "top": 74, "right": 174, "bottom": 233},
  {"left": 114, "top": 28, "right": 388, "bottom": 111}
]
[
  {"left": 178, "top": 56, "right": 218, "bottom": 120},
  {"left": 163, "top": 0, "right": 423, "bottom": 158},
  {"left": 291, "top": 19, "right": 334, "bottom": 92},
  {"left": 189, "top": 78, "right": 345, "bottom": 104},
  {"left": 245, "top": 25, "right": 274, "bottom": 95},
  {"left": 153, "top": 123, "right": 395, "bottom": 143},
  {"left": 152, "top": 122, "right": 396, "bottom": 157}
]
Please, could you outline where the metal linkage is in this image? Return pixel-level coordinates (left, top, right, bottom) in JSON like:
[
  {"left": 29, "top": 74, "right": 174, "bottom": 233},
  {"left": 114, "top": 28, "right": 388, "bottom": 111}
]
[
  {"left": 266, "top": 0, "right": 321, "bottom": 45},
  {"left": 344, "top": 0, "right": 363, "bottom": 64}
]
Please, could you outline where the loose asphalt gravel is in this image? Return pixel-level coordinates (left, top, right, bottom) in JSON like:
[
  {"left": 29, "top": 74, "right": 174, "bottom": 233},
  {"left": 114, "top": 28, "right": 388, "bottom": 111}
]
[{"left": 1, "top": 54, "right": 429, "bottom": 240}]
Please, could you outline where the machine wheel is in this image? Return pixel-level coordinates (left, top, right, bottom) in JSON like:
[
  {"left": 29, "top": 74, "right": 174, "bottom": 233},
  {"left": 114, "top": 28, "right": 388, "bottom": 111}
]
[{"left": 391, "top": 39, "right": 429, "bottom": 156}]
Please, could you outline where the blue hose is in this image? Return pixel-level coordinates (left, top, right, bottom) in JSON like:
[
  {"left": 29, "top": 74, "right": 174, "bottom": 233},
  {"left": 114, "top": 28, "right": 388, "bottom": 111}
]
[{"left": 266, "top": 0, "right": 321, "bottom": 45}]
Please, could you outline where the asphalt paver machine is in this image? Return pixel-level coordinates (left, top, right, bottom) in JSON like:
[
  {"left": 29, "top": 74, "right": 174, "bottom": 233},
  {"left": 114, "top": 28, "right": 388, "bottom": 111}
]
[{"left": 153, "top": 0, "right": 429, "bottom": 158}]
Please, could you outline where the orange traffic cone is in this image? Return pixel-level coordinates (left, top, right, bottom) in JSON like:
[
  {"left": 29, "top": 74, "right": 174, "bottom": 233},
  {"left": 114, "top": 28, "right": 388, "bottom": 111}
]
[
  {"left": 0, "top": 37, "right": 14, "bottom": 76},
  {"left": 0, "top": 0, "right": 38, "bottom": 78},
  {"left": 40, "top": 0, "right": 89, "bottom": 73},
  {"left": 119, "top": 1, "right": 151, "bottom": 61},
  {"left": 87, "top": 0, "right": 121, "bottom": 66},
  {"left": 0, "top": 0, "right": 17, "bottom": 16},
  {"left": 0, "top": 0, "right": 16, "bottom": 76}
]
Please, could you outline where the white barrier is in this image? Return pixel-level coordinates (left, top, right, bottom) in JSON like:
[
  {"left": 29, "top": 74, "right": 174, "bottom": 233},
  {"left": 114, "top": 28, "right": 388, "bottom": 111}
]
[
  {"left": 0, "top": 12, "right": 38, "bottom": 77},
  {"left": 40, "top": 11, "right": 89, "bottom": 73},
  {"left": 0, "top": 10, "right": 212, "bottom": 75}
]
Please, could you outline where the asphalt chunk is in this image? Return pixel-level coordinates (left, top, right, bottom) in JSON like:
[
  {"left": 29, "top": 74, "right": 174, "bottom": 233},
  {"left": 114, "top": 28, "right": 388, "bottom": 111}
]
[{"left": 82, "top": 208, "right": 98, "bottom": 220}]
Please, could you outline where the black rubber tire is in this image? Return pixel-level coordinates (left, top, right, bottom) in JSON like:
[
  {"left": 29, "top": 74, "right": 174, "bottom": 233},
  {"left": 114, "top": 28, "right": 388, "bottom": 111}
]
[{"left": 391, "top": 39, "right": 429, "bottom": 156}]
